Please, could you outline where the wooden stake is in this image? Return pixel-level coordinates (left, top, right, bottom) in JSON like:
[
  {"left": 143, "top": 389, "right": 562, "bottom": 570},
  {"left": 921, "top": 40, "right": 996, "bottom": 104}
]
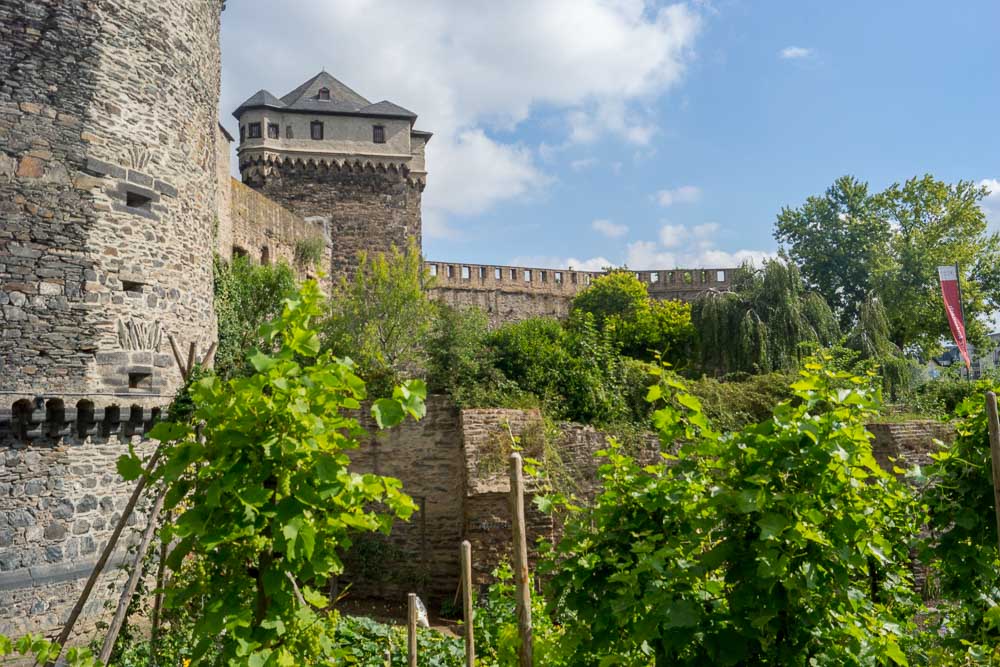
[
  {"left": 46, "top": 446, "right": 162, "bottom": 666},
  {"left": 509, "top": 453, "right": 533, "bottom": 667},
  {"left": 99, "top": 487, "right": 166, "bottom": 663},
  {"left": 201, "top": 342, "right": 218, "bottom": 370},
  {"left": 985, "top": 392, "right": 1000, "bottom": 553},
  {"left": 461, "top": 540, "right": 475, "bottom": 667},
  {"left": 167, "top": 334, "right": 187, "bottom": 379},
  {"left": 407, "top": 592, "right": 418, "bottom": 667},
  {"left": 185, "top": 342, "right": 197, "bottom": 381}
]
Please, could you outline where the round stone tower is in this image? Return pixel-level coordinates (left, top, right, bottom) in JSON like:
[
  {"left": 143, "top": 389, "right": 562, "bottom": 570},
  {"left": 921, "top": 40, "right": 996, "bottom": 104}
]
[
  {"left": 233, "top": 71, "right": 431, "bottom": 277},
  {"left": 0, "top": 0, "right": 223, "bottom": 638},
  {"left": 0, "top": 0, "right": 222, "bottom": 401}
]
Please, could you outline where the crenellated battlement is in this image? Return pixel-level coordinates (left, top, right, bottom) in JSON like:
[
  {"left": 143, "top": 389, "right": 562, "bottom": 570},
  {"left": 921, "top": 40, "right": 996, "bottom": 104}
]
[
  {"left": 426, "top": 261, "right": 734, "bottom": 295},
  {"left": 238, "top": 150, "right": 427, "bottom": 189},
  {"left": 0, "top": 396, "right": 168, "bottom": 443}
]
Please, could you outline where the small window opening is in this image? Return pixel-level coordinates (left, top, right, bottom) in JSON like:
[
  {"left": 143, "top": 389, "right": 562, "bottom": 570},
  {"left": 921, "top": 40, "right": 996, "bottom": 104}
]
[
  {"left": 286, "top": 125, "right": 294, "bottom": 139},
  {"left": 540, "top": 271, "right": 547, "bottom": 283},
  {"left": 716, "top": 270, "right": 726, "bottom": 282},
  {"left": 510, "top": 269, "right": 517, "bottom": 280},
  {"left": 554, "top": 271, "right": 562, "bottom": 283},
  {"left": 233, "top": 246, "right": 248, "bottom": 259},
  {"left": 429, "top": 264, "right": 438, "bottom": 277},
  {"left": 311, "top": 121, "right": 324, "bottom": 140},
  {"left": 571, "top": 273, "right": 578, "bottom": 284},
  {"left": 447, "top": 265, "right": 455, "bottom": 278},
  {"left": 125, "top": 190, "right": 152, "bottom": 211},
  {"left": 478, "top": 266, "right": 486, "bottom": 280},
  {"left": 372, "top": 125, "right": 386, "bottom": 144},
  {"left": 651, "top": 271, "right": 659, "bottom": 283},
  {"left": 524, "top": 270, "right": 531, "bottom": 282},
  {"left": 248, "top": 122, "right": 262, "bottom": 139},
  {"left": 495, "top": 268, "right": 502, "bottom": 280},
  {"left": 128, "top": 371, "right": 152, "bottom": 390},
  {"left": 461, "top": 266, "right": 470, "bottom": 280},
  {"left": 121, "top": 280, "right": 144, "bottom": 294},
  {"left": 267, "top": 123, "right": 279, "bottom": 139},
  {"left": 318, "top": 87, "right": 330, "bottom": 101},
  {"left": 239, "top": 125, "right": 245, "bottom": 142},
  {"left": 261, "top": 246, "right": 271, "bottom": 265}
]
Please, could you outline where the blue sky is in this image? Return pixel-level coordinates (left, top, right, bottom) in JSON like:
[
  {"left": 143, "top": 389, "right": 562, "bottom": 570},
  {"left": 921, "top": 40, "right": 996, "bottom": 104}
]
[{"left": 220, "top": 1, "right": 1000, "bottom": 271}]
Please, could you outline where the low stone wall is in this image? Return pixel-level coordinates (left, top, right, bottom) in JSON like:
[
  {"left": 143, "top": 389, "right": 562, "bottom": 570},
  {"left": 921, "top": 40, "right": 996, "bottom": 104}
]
[{"left": 867, "top": 420, "right": 955, "bottom": 471}]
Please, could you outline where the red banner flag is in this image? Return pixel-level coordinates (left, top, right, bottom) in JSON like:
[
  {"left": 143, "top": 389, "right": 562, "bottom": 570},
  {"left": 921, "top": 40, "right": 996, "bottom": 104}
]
[{"left": 938, "top": 265, "right": 971, "bottom": 369}]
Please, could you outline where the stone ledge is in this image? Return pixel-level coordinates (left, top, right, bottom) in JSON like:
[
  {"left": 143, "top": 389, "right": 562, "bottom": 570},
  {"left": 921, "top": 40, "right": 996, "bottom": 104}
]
[{"left": 0, "top": 554, "right": 128, "bottom": 592}]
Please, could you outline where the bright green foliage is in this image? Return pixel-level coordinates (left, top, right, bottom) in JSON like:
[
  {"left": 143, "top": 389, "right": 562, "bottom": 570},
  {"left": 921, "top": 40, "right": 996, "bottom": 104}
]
[
  {"left": 213, "top": 255, "right": 297, "bottom": 379},
  {"left": 690, "top": 261, "right": 840, "bottom": 375},
  {"left": 334, "top": 614, "right": 464, "bottom": 666},
  {"left": 323, "top": 242, "right": 436, "bottom": 397},
  {"left": 776, "top": 174, "right": 1000, "bottom": 355},
  {"left": 571, "top": 270, "right": 694, "bottom": 363},
  {"left": 920, "top": 386, "right": 1000, "bottom": 652},
  {"left": 685, "top": 371, "right": 795, "bottom": 432},
  {"left": 0, "top": 634, "right": 100, "bottom": 666},
  {"left": 545, "top": 358, "right": 920, "bottom": 665},
  {"left": 119, "top": 280, "right": 426, "bottom": 666}
]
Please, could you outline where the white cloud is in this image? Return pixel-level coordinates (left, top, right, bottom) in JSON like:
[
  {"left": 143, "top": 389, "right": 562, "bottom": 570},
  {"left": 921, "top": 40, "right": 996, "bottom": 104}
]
[
  {"left": 780, "top": 46, "right": 814, "bottom": 60},
  {"left": 570, "top": 157, "right": 599, "bottom": 172},
  {"left": 221, "top": 1, "right": 704, "bottom": 234},
  {"left": 654, "top": 185, "right": 701, "bottom": 207},
  {"left": 592, "top": 218, "right": 628, "bottom": 238},
  {"left": 509, "top": 255, "right": 613, "bottom": 272},
  {"left": 626, "top": 222, "right": 774, "bottom": 268},
  {"left": 658, "top": 224, "right": 689, "bottom": 248},
  {"left": 980, "top": 178, "right": 1000, "bottom": 231}
]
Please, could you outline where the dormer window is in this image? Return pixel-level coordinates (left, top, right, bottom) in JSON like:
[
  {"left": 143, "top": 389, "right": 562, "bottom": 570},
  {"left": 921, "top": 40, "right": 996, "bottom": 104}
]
[
  {"left": 310, "top": 121, "right": 324, "bottom": 140},
  {"left": 247, "top": 122, "right": 261, "bottom": 139},
  {"left": 318, "top": 87, "right": 330, "bottom": 101},
  {"left": 372, "top": 125, "right": 386, "bottom": 144}
]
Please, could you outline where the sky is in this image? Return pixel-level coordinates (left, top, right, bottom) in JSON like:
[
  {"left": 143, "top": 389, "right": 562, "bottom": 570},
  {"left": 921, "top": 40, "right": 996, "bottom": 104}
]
[{"left": 220, "top": 0, "right": 1000, "bottom": 271}]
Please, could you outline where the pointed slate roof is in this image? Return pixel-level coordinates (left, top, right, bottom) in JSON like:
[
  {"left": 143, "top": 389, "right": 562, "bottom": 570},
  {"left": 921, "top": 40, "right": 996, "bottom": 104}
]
[{"left": 233, "top": 71, "right": 419, "bottom": 122}]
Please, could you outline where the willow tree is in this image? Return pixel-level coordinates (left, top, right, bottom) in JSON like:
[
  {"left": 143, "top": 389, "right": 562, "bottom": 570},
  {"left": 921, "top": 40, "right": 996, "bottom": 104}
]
[
  {"left": 691, "top": 261, "right": 839, "bottom": 375},
  {"left": 844, "top": 295, "right": 913, "bottom": 398}
]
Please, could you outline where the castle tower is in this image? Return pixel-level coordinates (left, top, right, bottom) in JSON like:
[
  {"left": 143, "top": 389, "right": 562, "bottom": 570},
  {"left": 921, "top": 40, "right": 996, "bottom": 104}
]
[
  {"left": 234, "top": 71, "right": 431, "bottom": 276},
  {"left": 0, "top": 0, "right": 223, "bottom": 637}
]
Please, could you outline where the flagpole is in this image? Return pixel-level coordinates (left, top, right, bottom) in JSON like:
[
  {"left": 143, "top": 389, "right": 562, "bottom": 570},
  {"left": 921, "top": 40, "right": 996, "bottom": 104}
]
[{"left": 954, "top": 262, "right": 970, "bottom": 378}]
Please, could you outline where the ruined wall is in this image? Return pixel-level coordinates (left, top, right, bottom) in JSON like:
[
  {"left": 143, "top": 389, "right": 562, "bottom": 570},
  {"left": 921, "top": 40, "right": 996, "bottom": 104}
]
[
  {"left": 242, "top": 158, "right": 423, "bottom": 278},
  {"left": 228, "top": 178, "right": 330, "bottom": 283},
  {"left": 867, "top": 420, "right": 955, "bottom": 471},
  {"left": 0, "top": 0, "right": 223, "bottom": 640},
  {"left": 427, "top": 262, "right": 735, "bottom": 326}
]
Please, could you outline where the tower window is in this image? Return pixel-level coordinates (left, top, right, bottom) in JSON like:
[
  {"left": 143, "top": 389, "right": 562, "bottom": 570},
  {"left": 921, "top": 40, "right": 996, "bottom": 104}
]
[
  {"left": 248, "top": 122, "right": 262, "bottom": 139},
  {"left": 125, "top": 190, "right": 152, "bottom": 211},
  {"left": 311, "top": 121, "right": 324, "bottom": 140},
  {"left": 286, "top": 125, "right": 294, "bottom": 139},
  {"left": 267, "top": 123, "right": 279, "bottom": 139},
  {"left": 239, "top": 125, "right": 245, "bottom": 142},
  {"left": 372, "top": 125, "right": 386, "bottom": 144},
  {"left": 318, "top": 87, "right": 330, "bottom": 101}
]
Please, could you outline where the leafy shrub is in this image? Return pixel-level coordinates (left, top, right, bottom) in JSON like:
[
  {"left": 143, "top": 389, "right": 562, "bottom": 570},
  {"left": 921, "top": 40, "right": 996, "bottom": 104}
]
[
  {"left": 293, "top": 236, "right": 325, "bottom": 267},
  {"left": 685, "top": 371, "right": 795, "bottom": 432},
  {"left": 545, "top": 357, "right": 921, "bottom": 665},
  {"left": 335, "top": 614, "right": 464, "bottom": 666},
  {"left": 324, "top": 242, "right": 436, "bottom": 397},
  {"left": 920, "top": 384, "right": 1000, "bottom": 653},
  {"left": 213, "top": 255, "right": 296, "bottom": 379},
  {"left": 118, "top": 280, "right": 428, "bottom": 665},
  {"left": 571, "top": 269, "right": 694, "bottom": 364}
]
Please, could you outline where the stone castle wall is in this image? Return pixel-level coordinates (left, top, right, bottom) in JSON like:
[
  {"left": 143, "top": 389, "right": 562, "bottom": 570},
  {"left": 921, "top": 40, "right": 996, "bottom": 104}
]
[
  {"left": 227, "top": 178, "right": 331, "bottom": 282},
  {"left": 427, "top": 261, "right": 735, "bottom": 326},
  {"left": 241, "top": 159, "right": 423, "bottom": 278}
]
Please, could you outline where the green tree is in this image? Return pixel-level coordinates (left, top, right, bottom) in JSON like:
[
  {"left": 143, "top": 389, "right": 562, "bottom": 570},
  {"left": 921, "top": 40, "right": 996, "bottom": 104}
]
[
  {"left": 572, "top": 269, "right": 694, "bottom": 363},
  {"left": 776, "top": 174, "right": 1000, "bottom": 355},
  {"left": 213, "top": 255, "right": 297, "bottom": 379},
  {"left": 119, "top": 280, "right": 427, "bottom": 665},
  {"left": 545, "top": 358, "right": 921, "bottom": 665},
  {"left": 690, "top": 261, "right": 840, "bottom": 375},
  {"left": 323, "top": 243, "right": 436, "bottom": 396}
]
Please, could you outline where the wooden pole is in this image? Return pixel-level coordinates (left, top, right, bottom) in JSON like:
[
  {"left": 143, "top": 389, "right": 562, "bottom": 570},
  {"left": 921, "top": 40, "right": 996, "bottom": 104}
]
[
  {"left": 985, "top": 392, "right": 1000, "bottom": 553},
  {"left": 45, "top": 445, "right": 162, "bottom": 666},
  {"left": 461, "top": 540, "right": 475, "bottom": 667},
  {"left": 407, "top": 592, "right": 418, "bottom": 667},
  {"left": 201, "top": 342, "right": 218, "bottom": 370},
  {"left": 99, "top": 487, "right": 166, "bottom": 663},
  {"left": 185, "top": 341, "right": 197, "bottom": 381},
  {"left": 167, "top": 334, "right": 187, "bottom": 378},
  {"left": 509, "top": 453, "right": 533, "bottom": 667}
]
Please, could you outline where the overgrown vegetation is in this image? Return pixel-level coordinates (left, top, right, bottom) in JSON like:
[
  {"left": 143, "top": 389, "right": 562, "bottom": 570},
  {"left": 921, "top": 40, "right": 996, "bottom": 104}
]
[{"left": 293, "top": 236, "right": 325, "bottom": 267}]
